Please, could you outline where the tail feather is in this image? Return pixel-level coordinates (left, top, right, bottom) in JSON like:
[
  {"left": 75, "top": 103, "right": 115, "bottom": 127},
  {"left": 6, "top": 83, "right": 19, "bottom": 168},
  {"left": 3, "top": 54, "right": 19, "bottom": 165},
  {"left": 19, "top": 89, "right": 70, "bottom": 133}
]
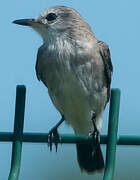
[{"left": 76, "top": 143, "right": 104, "bottom": 173}]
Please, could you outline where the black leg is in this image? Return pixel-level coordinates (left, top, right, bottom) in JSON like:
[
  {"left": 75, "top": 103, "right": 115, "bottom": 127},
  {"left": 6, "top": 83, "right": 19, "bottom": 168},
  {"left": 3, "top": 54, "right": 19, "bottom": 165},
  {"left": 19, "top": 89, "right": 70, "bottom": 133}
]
[
  {"left": 89, "top": 112, "right": 100, "bottom": 146},
  {"left": 48, "top": 115, "right": 65, "bottom": 152}
]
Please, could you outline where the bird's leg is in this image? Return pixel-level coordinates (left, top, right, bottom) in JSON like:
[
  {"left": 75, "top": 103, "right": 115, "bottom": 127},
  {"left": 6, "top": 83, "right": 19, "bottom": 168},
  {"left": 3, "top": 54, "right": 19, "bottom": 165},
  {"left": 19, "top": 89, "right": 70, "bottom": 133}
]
[
  {"left": 89, "top": 112, "right": 100, "bottom": 146},
  {"left": 48, "top": 115, "right": 64, "bottom": 152}
]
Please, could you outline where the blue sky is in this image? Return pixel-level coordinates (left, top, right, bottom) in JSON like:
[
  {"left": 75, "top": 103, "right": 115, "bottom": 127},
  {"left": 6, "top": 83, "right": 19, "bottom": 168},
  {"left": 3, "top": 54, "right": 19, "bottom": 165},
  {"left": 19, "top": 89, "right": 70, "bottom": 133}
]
[{"left": 0, "top": 0, "right": 140, "bottom": 179}]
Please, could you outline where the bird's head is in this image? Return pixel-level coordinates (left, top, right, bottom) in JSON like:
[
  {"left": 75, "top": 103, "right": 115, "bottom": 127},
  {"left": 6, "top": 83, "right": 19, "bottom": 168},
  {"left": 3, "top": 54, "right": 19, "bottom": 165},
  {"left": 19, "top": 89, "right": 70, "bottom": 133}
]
[{"left": 13, "top": 6, "right": 94, "bottom": 42}]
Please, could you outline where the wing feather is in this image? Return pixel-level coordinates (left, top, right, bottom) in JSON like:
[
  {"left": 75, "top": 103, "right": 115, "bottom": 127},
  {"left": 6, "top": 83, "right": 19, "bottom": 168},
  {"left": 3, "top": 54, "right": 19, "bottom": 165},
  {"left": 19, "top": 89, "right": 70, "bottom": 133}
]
[
  {"left": 98, "top": 40, "right": 113, "bottom": 102},
  {"left": 35, "top": 48, "right": 41, "bottom": 81},
  {"left": 35, "top": 46, "right": 48, "bottom": 88}
]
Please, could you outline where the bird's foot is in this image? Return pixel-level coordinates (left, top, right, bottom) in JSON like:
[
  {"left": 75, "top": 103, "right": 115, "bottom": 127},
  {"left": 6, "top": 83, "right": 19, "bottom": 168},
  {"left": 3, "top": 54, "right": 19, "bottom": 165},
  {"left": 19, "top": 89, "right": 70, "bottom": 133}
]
[
  {"left": 48, "top": 115, "right": 64, "bottom": 152},
  {"left": 88, "top": 111, "right": 100, "bottom": 146},
  {"left": 48, "top": 128, "right": 61, "bottom": 152},
  {"left": 88, "top": 128, "right": 100, "bottom": 146}
]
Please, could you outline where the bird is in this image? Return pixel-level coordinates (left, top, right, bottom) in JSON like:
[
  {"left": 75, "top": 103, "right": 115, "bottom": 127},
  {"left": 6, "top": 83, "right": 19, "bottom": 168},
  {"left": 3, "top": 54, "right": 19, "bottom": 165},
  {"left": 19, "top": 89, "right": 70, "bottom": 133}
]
[{"left": 13, "top": 6, "right": 113, "bottom": 173}]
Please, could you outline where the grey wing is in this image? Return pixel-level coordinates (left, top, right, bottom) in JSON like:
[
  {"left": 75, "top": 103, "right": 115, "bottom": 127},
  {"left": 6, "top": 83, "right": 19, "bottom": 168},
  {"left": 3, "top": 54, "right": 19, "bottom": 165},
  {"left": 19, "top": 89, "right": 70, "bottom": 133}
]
[
  {"left": 35, "top": 46, "right": 48, "bottom": 88},
  {"left": 98, "top": 40, "right": 113, "bottom": 102},
  {"left": 35, "top": 49, "right": 41, "bottom": 81}
]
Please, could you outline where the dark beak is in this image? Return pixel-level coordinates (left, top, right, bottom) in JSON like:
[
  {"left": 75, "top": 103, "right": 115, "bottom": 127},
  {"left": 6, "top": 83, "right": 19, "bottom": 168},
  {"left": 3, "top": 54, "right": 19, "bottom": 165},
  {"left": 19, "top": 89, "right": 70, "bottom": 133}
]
[{"left": 12, "top": 18, "right": 35, "bottom": 26}]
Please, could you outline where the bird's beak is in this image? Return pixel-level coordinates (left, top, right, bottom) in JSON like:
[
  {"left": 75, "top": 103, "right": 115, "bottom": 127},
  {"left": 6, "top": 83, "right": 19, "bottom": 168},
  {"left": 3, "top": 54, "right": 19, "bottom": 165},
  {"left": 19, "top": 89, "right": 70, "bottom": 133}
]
[{"left": 13, "top": 18, "right": 38, "bottom": 27}]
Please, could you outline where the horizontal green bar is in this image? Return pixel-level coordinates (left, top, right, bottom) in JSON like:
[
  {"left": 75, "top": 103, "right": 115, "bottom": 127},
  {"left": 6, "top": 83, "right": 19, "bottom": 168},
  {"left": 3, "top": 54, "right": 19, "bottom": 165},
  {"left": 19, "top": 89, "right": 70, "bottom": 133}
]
[
  {"left": 0, "top": 132, "right": 140, "bottom": 145},
  {"left": 117, "top": 136, "right": 140, "bottom": 145}
]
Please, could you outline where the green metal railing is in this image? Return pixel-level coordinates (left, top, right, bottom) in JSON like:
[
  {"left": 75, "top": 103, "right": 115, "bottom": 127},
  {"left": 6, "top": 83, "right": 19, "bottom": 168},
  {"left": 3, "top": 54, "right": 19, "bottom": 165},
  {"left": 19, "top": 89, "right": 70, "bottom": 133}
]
[{"left": 0, "top": 85, "right": 138, "bottom": 179}]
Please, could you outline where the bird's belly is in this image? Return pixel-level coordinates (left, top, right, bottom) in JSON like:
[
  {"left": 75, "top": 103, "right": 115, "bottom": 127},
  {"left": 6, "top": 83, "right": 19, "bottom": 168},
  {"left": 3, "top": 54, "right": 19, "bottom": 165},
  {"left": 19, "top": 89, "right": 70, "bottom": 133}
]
[
  {"left": 45, "top": 70, "right": 106, "bottom": 134},
  {"left": 49, "top": 76, "right": 92, "bottom": 133}
]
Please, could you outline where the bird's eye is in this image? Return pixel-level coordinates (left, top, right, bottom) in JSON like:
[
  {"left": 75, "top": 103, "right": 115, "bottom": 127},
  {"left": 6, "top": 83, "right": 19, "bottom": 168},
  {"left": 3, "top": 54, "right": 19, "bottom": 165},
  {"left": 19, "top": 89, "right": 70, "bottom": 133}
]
[{"left": 45, "top": 13, "right": 57, "bottom": 21}]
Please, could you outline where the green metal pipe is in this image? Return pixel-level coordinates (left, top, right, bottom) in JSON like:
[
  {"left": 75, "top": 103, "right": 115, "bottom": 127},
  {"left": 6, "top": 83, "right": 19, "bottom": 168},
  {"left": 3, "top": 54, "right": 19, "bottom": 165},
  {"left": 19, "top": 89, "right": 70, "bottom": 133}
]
[
  {"left": 8, "top": 86, "right": 26, "bottom": 180},
  {"left": 3, "top": 85, "right": 140, "bottom": 180},
  {"left": 117, "top": 136, "right": 140, "bottom": 145},
  {"left": 103, "top": 89, "right": 121, "bottom": 180},
  {"left": 8, "top": 141, "right": 22, "bottom": 180},
  {"left": 0, "top": 133, "right": 140, "bottom": 145}
]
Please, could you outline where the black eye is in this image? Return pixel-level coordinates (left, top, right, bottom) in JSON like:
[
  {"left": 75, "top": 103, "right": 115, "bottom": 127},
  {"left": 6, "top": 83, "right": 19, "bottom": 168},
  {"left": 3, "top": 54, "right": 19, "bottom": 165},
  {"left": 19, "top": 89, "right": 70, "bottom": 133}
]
[{"left": 46, "top": 13, "right": 57, "bottom": 21}]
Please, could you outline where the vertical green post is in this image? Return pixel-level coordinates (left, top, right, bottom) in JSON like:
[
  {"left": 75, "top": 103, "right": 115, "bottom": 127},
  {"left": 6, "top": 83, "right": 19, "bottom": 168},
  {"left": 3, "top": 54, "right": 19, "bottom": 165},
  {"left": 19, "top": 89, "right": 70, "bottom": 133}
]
[
  {"left": 8, "top": 85, "right": 26, "bottom": 180},
  {"left": 103, "top": 88, "right": 121, "bottom": 180}
]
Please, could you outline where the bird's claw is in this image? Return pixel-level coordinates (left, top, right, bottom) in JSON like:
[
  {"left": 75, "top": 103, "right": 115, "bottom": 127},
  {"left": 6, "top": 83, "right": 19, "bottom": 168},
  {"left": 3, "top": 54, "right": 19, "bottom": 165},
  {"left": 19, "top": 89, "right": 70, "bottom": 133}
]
[
  {"left": 88, "top": 129, "right": 100, "bottom": 146},
  {"left": 48, "top": 128, "right": 61, "bottom": 152},
  {"left": 47, "top": 116, "right": 64, "bottom": 152},
  {"left": 89, "top": 111, "right": 100, "bottom": 146}
]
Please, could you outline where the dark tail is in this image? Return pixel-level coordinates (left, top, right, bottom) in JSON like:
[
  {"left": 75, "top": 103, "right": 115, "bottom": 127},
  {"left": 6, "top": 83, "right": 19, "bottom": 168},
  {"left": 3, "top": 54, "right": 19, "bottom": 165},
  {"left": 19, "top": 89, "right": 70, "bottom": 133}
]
[{"left": 76, "top": 143, "right": 104, "bottom": 173}]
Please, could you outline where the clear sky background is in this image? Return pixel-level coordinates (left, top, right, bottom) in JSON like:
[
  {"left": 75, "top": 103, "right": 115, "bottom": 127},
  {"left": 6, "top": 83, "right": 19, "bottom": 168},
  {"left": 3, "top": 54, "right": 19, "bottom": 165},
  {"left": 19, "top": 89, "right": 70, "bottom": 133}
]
[{"left": 0, "top": 0, "right": 140, "bottom": 179}]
